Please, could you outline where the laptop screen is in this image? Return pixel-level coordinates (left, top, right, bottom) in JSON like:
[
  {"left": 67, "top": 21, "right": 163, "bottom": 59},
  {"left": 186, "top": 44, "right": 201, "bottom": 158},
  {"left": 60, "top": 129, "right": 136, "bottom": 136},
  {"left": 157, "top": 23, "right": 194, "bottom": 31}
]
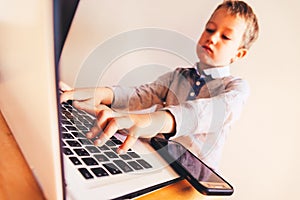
[{"left": 53, "top": 0, "right": 79, "bottom": 67}]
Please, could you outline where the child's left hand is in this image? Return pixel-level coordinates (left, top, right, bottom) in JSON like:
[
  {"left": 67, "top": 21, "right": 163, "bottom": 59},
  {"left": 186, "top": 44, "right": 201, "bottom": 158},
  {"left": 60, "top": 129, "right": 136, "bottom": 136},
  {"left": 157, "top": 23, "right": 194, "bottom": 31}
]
[{"left": 82, "top": 103, "right": 174, "bottom": 153}]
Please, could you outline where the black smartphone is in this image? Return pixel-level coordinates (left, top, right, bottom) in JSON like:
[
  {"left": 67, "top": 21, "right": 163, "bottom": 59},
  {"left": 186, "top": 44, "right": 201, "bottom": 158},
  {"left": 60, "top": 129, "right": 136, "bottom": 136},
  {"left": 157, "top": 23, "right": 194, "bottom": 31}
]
[{"left": 150, "top": 137, "right": 234, "bottom": 196}]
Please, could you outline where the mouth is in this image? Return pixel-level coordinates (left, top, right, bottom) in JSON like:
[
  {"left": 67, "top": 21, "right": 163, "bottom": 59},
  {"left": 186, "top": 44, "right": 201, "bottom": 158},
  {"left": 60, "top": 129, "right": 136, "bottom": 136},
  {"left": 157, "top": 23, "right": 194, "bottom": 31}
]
[{"left": 201, "top": 45, "right": 213, "bottom": 54}]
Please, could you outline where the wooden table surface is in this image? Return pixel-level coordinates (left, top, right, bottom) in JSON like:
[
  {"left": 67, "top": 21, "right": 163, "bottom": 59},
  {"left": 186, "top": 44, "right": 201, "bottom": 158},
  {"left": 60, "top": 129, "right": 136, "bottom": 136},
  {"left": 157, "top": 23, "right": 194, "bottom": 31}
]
[{"left": 0, "top": 111, "right": 222, "bottom": 200}]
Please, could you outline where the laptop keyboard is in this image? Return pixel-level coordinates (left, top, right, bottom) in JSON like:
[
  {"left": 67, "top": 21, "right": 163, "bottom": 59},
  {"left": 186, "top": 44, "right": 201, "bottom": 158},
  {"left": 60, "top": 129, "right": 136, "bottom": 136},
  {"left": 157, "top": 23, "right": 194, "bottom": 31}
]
[{"left": 60, "top": 101, "right": 152, "bottom": 180}]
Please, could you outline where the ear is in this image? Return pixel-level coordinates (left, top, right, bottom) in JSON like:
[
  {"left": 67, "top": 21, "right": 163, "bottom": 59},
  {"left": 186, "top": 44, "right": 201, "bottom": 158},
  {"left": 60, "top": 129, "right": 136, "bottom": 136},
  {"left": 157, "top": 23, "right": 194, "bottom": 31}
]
[{"left": 230, "top": 48, "right": 248, "bottom": 63}]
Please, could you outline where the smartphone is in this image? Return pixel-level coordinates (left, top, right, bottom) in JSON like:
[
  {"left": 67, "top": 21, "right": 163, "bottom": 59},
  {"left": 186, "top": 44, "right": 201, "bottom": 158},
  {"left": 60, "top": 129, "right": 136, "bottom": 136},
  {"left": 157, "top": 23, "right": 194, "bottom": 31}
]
[{"left": 150, "top": 137, "right": 234, "bottom": 196}]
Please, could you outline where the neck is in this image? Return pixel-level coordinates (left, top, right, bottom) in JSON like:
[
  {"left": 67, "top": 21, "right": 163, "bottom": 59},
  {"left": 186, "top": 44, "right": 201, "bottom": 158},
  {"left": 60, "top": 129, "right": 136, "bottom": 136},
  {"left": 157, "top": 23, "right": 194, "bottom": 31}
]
[{"left": 198, "top": 61, "right": 229, "bottom": 70}]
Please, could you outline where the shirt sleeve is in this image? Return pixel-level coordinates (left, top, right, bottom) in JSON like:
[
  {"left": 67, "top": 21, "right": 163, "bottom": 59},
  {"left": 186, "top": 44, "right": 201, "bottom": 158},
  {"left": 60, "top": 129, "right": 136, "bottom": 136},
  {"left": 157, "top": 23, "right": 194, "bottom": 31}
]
[
  {"left": 110, "top": 70, "right": 176, "bottom": 111},
  {"left": 163, "top": 78, "right": 250, "bottom": 137}
]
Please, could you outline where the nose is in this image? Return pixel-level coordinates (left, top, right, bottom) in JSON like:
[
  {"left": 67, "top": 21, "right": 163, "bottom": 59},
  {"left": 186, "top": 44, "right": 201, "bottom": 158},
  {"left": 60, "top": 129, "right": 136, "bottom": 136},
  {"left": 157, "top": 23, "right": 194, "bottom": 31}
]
[{"left": 207, "top": 32, "right": 219, "bottom": 45}]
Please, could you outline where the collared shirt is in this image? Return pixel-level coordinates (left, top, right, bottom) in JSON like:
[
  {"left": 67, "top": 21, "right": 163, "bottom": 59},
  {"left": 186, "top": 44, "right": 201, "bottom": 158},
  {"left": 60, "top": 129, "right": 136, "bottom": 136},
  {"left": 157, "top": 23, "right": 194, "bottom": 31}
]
[
  {"left": 200, "top": 65, "right": 231, "bottom": 79},
  {"left": 111, "top": 63, "right": 249, "bottom": 169}
]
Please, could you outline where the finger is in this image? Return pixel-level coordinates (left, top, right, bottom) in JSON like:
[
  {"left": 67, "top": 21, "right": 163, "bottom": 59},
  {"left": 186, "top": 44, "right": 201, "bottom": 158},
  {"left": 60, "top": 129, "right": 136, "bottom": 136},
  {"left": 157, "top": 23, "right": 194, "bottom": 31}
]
[
  {"left": 60, "top": 90, "right": 75, "bottom": 103},
  {"left": 117, "top": 134, "right": 138, "bottom": 154},
  {"left": 60, "top": 88, "right": 95, "bottom": 104},
  {"left": 86, "top": 107, "right": 113, "bottom": 139},
  {"left": 87, "top": 106, "right": 116, "bottom": 141},
  {"left": 94, "top": 118, "right": 120, "bottom": 146},
  {"left": 94, "top": 108, "right": 113, "bottom": 130},
  {"left": 86, "top": 125, "right": 102, "bottom": 139},
  {"left": 73, "top": 100, "right": 96, "bottom": 115},
  {"left": 59, "top": 81, "right": 73, "bottom": 91}
]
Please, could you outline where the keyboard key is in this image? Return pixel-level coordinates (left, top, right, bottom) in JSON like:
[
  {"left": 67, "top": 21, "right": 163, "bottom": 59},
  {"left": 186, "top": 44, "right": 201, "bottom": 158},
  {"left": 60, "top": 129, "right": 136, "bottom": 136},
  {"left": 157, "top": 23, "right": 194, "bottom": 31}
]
[
  {"left": 61, "top": 126, "right": 68, "bottom": 133},
  {"left": 73, "top": 148, "right": 90, "bottom": 156},
  {"left": 77, "top": 110, "right": 86, "bottom": 116},
  {"left": 71, "top": 131, "right": 85, "bottom": 138},
  {"left": 104, "top": 151, "right": 118, "bottom": 159},
  {"left": 66, "top": 140, "right": 82, "bottom": 147},
  {"left": 61, "top": 119, "right": 72, "bottom": 125},
  {"left": 63, "top": 148, "right": 73, "bottom": 155},
  {"left": 82, "top": 157, "right": 98, "bottom": 166},
  {"left": 78, "top": 138, "right": 93, "bottom": 145},
  {"left": 110, "top": 136, "right": 123, "bottom": 145},
  {"left": 136, "top": 159, "right": 152, "bottom": 169},
  {"left": 94, "top": 154, "right": 109, "bottom": 162},
  {"left": 63, "top": 111, "right": 73, "bottom": 120},
  {"left": 111, "top": 139, "right": 123, "bottom": 145},
  {"left": 84, "top": 115, "right": 94, "bottom": 122},
  {"left": 127, "top": 151, "right": 140, "bottom": 158},
  {"left": 110, "top": 147, "right": 118, "bottom": 153},
  {"left": 76, "top": 124, "right": 89, "bottom": 131},
  {"left": 78, "top": 168, "right": 93, "bottom": 179},
  {"left": 119, "top": 154, "right": 132, "bottom": 160},
  {"left": 62, "top": 102, "right": 73, "bottom": 109},
  {"left": 86, "top": 146, "right": 100, "bottom": 153},
  {"left": 61, "top": 115, "right": 68, "bottom": 121},
  {"left": 128, "top": 161, "right": 143, "bottom": 170},
  {"left": 69, "top": 157, "right": 82, "bottom": 165},
  {"left": 82, "top": 120, "right": 93, "bottom": 128},
  {"left": 113, "top": 160, "right": 133, "bottom": 173},
  {"left": 62, "top": 133, "right": 74, "bottom": 139},
  {"left": 110, "top": 136, "right": 118, "bottom": 140},
  {"left": 103, "top": 163, "right": 122, "bottom": 175},
  {"left": 105, "top": 140, "right": 116, "bottom": 147},
  {"left": 91, "top": 167, "right": 109, "bottom": 177},
  {"left": 65, "top": 126, "right": 78, "bottom": 131},
  {"left": 98, "top": 145, "right": 110, "bottom": 151}
]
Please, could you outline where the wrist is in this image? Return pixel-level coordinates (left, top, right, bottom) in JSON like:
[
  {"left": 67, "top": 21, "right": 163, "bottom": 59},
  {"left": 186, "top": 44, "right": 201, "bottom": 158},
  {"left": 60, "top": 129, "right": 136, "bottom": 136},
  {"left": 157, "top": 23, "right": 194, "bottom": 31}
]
[
  {"left": 96, "top": 87, "right": 114, "bottom": 105},
  {"left": 155, "top": 110, "right": 175, "bottom": 134}
]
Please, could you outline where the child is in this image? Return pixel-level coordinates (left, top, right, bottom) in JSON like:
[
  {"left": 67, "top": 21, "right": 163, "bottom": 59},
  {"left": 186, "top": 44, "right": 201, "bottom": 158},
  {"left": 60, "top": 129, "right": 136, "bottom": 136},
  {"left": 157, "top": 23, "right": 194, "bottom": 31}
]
[{"left": 61, "top": 0, "right": 259, "bottom": 169}]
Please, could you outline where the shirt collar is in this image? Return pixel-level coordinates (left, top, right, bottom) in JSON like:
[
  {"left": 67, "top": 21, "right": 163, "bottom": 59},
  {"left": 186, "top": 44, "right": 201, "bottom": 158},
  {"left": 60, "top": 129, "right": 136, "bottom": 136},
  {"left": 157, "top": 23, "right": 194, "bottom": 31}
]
[{"left": 195, "top": 62, "right": 231, "bottom": 79}]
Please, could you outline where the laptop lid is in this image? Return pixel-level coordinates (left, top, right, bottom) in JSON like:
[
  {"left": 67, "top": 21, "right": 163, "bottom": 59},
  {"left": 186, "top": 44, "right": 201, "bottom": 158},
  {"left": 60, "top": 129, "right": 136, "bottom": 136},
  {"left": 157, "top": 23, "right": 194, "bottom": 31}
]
[{"left": 0, "top": 0, "right": 63, "bottom": 199}]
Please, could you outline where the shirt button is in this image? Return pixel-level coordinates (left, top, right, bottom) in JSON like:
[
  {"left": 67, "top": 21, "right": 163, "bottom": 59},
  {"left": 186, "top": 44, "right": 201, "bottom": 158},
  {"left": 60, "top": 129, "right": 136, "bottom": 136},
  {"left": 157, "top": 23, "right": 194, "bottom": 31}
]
[
  {"left": 195, "top": 81, "right": 201, "bottom": 86},
  {"left": 190, "top": 92, "right": 195, "bottom": 97}
]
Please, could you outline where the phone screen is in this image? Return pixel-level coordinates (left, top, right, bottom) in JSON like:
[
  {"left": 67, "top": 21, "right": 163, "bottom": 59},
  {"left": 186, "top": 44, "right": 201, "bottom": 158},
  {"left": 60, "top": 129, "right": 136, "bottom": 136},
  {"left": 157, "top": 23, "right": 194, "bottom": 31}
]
[
  {"left": 167, "top": 140, "right": 227, "bottom": 185},
  {"left": 151, "top": 137, "right": 233, "bottom": 195}
]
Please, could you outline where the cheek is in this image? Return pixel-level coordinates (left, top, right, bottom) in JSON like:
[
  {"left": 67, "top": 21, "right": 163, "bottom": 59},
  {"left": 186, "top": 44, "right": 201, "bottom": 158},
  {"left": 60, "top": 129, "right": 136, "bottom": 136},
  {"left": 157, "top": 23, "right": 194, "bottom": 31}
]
[
  {"left": 198, "top": 33, "right": 206, "bottom": 45},
  {"left": 214, "top": 48, "right": 237, "bottom": 65},
  {"left": 196, "top": 34, "right": 208, "bottom": 56}
]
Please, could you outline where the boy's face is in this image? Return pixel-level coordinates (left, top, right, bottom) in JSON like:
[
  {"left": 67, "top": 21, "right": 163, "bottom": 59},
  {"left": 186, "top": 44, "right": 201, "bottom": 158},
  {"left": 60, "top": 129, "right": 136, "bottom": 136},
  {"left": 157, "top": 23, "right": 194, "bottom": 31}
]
[{"left": 197, "top": 7, "right": 248, "bottom": 67}]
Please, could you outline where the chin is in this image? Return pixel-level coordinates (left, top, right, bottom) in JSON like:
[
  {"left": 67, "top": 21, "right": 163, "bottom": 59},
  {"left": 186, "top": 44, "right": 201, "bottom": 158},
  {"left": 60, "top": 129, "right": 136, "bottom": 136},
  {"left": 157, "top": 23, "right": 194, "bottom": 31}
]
[
  {"left": 196, "top": 47, "right": 215, "bottom": 65},
  {"left": 197, "top": 54, "right": 217, "bottom": 67}
]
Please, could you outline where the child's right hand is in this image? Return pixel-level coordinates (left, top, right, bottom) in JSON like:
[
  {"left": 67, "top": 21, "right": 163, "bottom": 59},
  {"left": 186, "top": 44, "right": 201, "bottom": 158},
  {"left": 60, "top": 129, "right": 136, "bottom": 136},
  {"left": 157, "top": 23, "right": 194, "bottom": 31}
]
[{"left": 60, "top": 87, "right": 114, "bottom": 116}]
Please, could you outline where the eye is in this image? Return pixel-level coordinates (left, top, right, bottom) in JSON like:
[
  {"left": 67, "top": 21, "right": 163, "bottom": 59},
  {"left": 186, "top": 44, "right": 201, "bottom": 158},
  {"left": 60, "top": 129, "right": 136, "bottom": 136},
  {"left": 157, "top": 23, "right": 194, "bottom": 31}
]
[
  {"left": 206, "top": 28, "right": 215, "bottom": 33},
  {"left": 222, "top": 35, "right": 231, "bottom": 40}
]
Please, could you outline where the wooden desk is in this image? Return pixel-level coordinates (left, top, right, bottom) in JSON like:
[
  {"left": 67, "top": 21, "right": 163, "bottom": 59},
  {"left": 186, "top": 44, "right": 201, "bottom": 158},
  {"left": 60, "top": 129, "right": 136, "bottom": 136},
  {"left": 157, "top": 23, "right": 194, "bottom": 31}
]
[
  {"left": 0, "top": 111, "right": 45, "bottom": 200},
  {"left": 0, "top": 111, "right": 221, "bottom": 200}
]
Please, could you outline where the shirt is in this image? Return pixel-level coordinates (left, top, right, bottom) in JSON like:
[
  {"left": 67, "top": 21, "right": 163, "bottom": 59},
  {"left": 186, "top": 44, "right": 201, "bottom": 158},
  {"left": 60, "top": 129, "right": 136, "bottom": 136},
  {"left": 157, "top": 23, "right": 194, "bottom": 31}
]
[{"left": 110, "top": 63, "right": 249, "bottom": 169}]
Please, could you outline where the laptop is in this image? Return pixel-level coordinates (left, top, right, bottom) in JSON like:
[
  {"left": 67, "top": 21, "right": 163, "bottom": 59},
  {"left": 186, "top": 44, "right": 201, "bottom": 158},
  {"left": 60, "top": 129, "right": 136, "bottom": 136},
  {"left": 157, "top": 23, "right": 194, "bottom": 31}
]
[{"left": 0, "top": 0, "right": 196, "bottom": 199}]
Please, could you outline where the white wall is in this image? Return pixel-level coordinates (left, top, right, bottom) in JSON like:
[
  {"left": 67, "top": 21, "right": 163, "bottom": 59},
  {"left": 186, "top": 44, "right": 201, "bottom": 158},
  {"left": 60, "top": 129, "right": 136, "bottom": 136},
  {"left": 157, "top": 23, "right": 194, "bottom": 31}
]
[
  {"left": 60, "top": 0, "right": 300, "bottom": 199},
  {"left": 220, "top": 0, "right": 300, "bottom": 199}
]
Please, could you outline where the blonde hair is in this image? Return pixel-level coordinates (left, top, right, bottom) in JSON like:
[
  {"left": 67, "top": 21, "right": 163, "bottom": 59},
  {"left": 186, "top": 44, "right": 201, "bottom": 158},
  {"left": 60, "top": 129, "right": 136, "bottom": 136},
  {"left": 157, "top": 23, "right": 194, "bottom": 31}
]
[{"left": 213, "top": 0, "right": 259, "bottom": 49}]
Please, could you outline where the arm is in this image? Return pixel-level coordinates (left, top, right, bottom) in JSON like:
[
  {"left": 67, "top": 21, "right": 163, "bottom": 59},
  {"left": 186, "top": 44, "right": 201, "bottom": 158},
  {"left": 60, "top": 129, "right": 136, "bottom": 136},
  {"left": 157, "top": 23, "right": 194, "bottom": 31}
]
[
  {"left": 110, "top": 70, "right": 175, "bottom": 111},
  {"left": 59, "top": 83, "right": 176, "bottom": 153},
  {"left": 164, "top": 78, "right": 250, "bottom": 137}
]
